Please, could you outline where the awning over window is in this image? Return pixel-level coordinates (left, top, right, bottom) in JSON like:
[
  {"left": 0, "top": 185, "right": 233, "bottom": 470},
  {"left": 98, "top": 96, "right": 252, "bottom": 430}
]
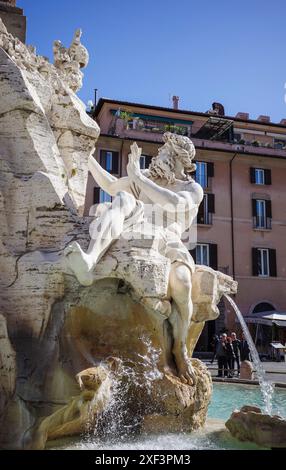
[
  {"left": 262, "top": 313, "right": 286, "bottom": 322},
  {"left": 240, "top": 311, "right": 286, "bottom": 327}
]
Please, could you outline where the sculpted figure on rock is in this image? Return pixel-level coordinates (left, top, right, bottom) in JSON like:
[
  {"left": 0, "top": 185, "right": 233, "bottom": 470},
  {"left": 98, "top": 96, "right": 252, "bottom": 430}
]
[{"left": 66, "top": 132, "right": 205, "bottom": 384}]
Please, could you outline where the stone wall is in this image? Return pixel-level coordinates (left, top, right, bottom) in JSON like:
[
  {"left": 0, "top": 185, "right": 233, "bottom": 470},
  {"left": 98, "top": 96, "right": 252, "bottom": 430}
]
[{"left": 0, "top": 1, "right": 26, "bottom": 43}]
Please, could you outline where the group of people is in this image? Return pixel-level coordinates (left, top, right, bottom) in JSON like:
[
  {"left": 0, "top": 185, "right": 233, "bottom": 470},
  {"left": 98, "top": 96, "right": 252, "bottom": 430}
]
[{"left": 211, "top": 332, "right": 251, "bottom": 378}]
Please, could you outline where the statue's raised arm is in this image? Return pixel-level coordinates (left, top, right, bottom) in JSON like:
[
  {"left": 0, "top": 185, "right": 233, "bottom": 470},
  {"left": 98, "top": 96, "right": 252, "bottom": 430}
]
[{"left": 88, "top": 155, "right": 131, "bottom": 197}]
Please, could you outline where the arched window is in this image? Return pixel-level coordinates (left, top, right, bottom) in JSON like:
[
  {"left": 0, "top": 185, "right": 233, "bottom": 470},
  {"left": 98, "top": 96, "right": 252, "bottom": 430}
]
[{"left": 253, "top": 302, "right": 275, "bottom": 314}]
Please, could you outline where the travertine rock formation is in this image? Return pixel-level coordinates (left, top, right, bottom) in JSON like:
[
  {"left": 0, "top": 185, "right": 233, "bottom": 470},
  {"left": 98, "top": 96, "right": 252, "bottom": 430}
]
[
  {"left": 226, "top": 405, "right": 286, "bottom": 448},
  {"left": 0, "top": 19, "right": 100, "bottom": 448}
]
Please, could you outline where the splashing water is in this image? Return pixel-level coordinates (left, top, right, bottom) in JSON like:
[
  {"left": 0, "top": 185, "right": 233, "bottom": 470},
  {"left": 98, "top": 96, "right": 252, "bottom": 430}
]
[
  {"left": 225, "top": 294, "right": 274, "bottom": 415},
  {"left": 85, "top": 335, "right": 163, "bottom": 443},
  {"left": 136, "top": 335, "right": 163, "bottom": 393}
]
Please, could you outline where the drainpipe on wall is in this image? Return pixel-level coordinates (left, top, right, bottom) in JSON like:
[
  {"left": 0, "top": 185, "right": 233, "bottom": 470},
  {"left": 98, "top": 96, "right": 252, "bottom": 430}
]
[
  {"left": 230, "top": 153, "right": 238, "bottom": 280},
  {"left": 120, "top": 139, "right": 124, "bottom": 177}
]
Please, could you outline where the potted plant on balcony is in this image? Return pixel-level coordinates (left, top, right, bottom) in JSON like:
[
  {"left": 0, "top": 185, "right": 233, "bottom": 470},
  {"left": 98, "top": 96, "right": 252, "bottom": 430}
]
[
  {"left": 119, "top": 111, "right": 133, "bottom": 129},
  {"left": 252, "top": 140, "right": 260, "bottom": 147}
]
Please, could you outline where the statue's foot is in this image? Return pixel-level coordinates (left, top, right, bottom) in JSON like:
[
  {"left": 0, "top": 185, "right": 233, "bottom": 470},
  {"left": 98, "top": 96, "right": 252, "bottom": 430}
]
[
  {"left": 64, "top": 242, "right": 94, "bottom": 286},
  {"left": 176, "top": 357, "right": 197, "bottom": 386}
]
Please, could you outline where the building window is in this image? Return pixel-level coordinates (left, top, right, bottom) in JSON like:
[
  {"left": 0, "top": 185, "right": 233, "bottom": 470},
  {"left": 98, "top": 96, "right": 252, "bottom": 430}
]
[
  {"left": 252, "top": 199, "right": 272, "bottom": 229},
  {"left": 190, "top": 243, "right": 218, "bottom": 270},
  {"left": 100, "top": 150, "right": 119, "bottom": 174},
  {"left": 252, "top": 248, "right": 277, "bottom": 277},
  {"left": 197, "top": 194, "right": 215, "bottom": 225},
  {"left": 196, "top": 244, "right": 209, "bottom": 266},
  {"left": 195, "top": 162, "right": 214, "bottom": 188},
  {"left": 195, "top": 162, "right": 207, "bottom": 188},
  {"left": 93, "top": 187, "right": 112, "bottom": 204},
  {"left": 140, "top": 155, "right": 153, "bottom": 169},
  {"left": 100, "top": 190, "right": 112, "bottom": 203},
  {"left": 258, "top": 248, "right": 269, "bottom": 277},
  {"left": 250, "top": 167, "right": 271, "bottom": 185},
  {"left": 253, "top": 302, "right": 275, "bottom": 314},
  {"left": 256, "top": 199, "right": 266, "bottom": 228},
  {"left": 255, "top": 169, "right": 265, "bottom": 185}
]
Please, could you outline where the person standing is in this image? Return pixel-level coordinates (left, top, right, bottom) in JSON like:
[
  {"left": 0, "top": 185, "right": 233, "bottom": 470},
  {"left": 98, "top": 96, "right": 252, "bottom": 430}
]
[
  {"left": 240, "top": 333, "right": 251, "bottom": 361},
  {"left": 210, "top": 334, "right": 219, "bottom": 364},
  {"left": 225, "top": 337, "right": 235, "bottom": 377},
  {"left": 231, "top": 332, "right": 241, "bottom": 376},
  {"left": 216, "top": 334, "right": 228, "bottom": 377}
]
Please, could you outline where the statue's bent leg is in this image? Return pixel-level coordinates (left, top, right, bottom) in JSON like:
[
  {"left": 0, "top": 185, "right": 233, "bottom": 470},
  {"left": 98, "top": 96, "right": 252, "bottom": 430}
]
[
  {"left": 65, "top": 191, "right": 137, "bottom": 285},
  {"left": 87, "top": 191, "right": 137, "bottom": 263},
  {"left": 168, "top": 262, "right": 196, "bottom": 385},
  {"left": 187, "top": 320, "right": 205, "bottom": 357}
]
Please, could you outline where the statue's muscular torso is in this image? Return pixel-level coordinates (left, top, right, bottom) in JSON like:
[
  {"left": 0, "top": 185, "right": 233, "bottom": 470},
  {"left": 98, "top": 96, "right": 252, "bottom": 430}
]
[{"left": 121, "top": 172, "right": 202, "bottom": 234}]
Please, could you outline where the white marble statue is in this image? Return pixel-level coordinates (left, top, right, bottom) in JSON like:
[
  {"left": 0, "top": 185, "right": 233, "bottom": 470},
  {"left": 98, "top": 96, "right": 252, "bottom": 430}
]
[{"left": 65, "top": 132, "right": 204, "bottom": 384}]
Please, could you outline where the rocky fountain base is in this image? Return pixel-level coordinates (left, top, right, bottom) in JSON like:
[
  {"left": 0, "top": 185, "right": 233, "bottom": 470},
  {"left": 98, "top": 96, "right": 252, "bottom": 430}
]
[
  {"left": 33, "top": 358, "right": 212, "bottom": 450},
  {"left": 29, "top": 269, "right": 215, "bottom": 450}
]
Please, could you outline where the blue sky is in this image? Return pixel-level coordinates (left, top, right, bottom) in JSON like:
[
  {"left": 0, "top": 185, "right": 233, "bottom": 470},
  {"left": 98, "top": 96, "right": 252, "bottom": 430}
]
[{"left": 20, "top": 0, "right": 286, "bottom": 122}]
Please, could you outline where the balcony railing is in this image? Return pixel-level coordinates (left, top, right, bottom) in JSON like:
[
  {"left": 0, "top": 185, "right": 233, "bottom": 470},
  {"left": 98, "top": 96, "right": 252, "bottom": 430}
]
[
  {"left": 127, "top": 122, "right": 191, "bottom": 137},
  {"left": 109, "top": 117, "right": 286, "bottom": 155},
  {"left": 197, "top": 212, "right": 213, "bottom": 225},
  {"left": 253, "top": 216, "right": 272, "bottom": 230}
]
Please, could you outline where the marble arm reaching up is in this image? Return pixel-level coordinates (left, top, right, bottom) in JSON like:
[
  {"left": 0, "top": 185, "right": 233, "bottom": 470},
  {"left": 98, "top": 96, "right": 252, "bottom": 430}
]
[{"left": 88, "top": 155, "right": 131, "bottom": 196}]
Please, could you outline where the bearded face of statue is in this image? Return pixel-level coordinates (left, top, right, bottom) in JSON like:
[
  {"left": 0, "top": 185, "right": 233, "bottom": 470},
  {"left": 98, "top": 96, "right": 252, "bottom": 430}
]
[
  {"left": 149, "top": 137, "right": 195, "bottom": 183},
  {"left": 148, "top": 143, "right": 176, "bottom": 183}
]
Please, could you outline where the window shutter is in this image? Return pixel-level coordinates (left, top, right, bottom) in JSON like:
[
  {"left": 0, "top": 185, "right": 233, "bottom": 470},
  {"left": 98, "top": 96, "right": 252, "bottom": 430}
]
[
  {"left": 145, "top": 156, "right": 153, "bottom": 168},
  {"left": 207, "top": 162, "right": 214, "bottom": 178},
  {"left": 252, "top": 199, "right": 257, "bottom": 217},
  {"left": 250, "top": 167, "right": 256, "bottom": 184},
  {"left": 111, "top": 151, "right": 119, "bottom": 174},
  {"left": 208, "top": 194, "right": 215, "bottom": 213},
  {"left": 93, "top": 187, "right": 100, "bottom": 204},
  {"left": 252, "top": 248, "right": 259, "bottom": 276},
  {"left": 209, "top": 243, "right": 218, "bottom": 270},
  {"left": 197, "top": 200, "right": 205, "bottom": 224},
  {"left": 266, "top": 200, "right": 272, "bottom": 218},
  {"left": 265, "top": 169, "right": 272, "bottom": 185},
  {"left": 189, "top": 248, "right": 196, "bottom": 263},
  {"left": 269, "top": 249, "right": 277, "bottom": 277},
  {"left": 100, "top": 150, "right": 106, "bottom": 168}
]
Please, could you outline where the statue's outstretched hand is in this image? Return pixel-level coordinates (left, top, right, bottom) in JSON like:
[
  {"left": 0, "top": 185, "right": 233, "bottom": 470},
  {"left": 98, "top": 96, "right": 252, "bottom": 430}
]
[{"left": 127, "top": 142, "right": 142, "bottom": 180}]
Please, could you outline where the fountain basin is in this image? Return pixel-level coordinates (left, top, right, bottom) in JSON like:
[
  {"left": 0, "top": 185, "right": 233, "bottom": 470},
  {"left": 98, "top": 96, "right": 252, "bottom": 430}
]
[{"left": 49, "top": 383, "right": 286, "bottom": 450}]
